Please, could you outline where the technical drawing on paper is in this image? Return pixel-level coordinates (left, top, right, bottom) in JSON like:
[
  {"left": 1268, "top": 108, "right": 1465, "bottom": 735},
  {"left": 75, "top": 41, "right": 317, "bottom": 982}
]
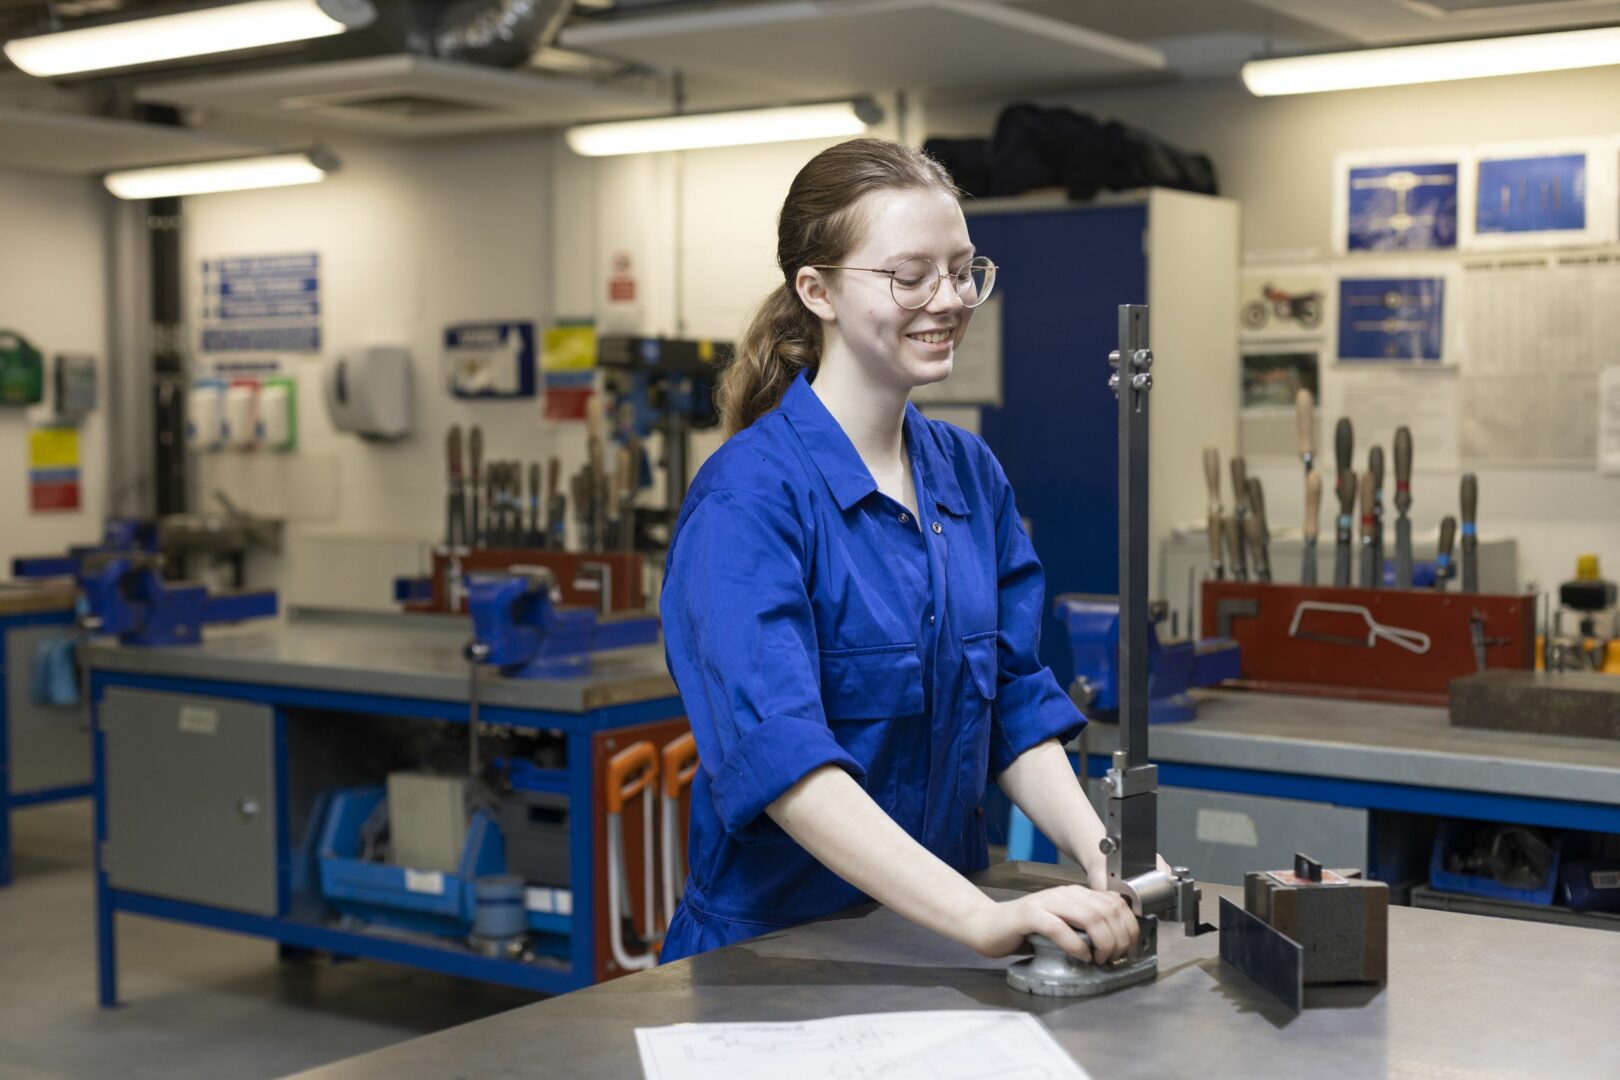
[{"left": 634, "top": 1010, "right": 1090, "bottom": 1080}]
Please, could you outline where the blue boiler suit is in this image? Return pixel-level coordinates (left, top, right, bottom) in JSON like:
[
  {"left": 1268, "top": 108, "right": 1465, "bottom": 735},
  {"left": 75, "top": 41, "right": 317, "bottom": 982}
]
[{"left": 658, "top": 371, "right": 1085, "bottom": 961}]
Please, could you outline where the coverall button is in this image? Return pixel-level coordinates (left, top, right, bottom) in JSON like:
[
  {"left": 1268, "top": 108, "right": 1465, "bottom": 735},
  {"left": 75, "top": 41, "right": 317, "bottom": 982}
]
[
  {"left": 898, "top": 512, "right": 909, "bottom": 524},
  {"left": 931, "top": 521, "right": 942, "bottom": 534}
]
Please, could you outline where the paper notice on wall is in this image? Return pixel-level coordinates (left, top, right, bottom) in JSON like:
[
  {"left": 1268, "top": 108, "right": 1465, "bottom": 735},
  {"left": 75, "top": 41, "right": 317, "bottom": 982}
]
[
  {"left": 1323, "top": 366, "right": 1459, "bottom": 472},
  {"left": 635, "top": 1011, "right": 1089, "bottom": 1080},
  {"left": 28, "top": 426, "right": 80, "bottom": 512},
  {"left": 1600, "top": 367, "right": 1620, "bottom": 475}
]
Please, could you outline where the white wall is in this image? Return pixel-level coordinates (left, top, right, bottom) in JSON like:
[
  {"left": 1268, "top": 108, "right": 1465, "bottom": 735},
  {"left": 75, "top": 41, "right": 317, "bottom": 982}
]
[
  {"left": 0, "top": 169, "right": 109, "bottom": 569},
  {"left": 185, "top": 131, "right": 575, "bottom": 609},
  {"left": 929, "top": 66, "right": 1620, "bottom": 593}
]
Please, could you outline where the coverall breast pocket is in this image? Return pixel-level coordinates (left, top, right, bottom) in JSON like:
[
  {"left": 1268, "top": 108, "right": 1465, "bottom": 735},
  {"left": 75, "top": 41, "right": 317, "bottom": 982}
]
[{"left": 818, "top": 643, "right": 924, "bottom": 721}]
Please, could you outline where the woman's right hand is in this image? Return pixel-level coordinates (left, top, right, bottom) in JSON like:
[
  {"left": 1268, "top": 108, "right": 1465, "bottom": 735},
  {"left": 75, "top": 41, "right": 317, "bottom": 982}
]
[{"left": 961, "top": 885, "right": 1139, "bottom": 964}]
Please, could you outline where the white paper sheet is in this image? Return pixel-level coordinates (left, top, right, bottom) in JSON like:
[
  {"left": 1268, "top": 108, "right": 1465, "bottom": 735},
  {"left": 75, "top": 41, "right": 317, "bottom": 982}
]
[
  {"left": 635, "top": 1010, "right": 1089, "bottom": 1080},
  {"left": 1322, "top": 365, "right": 1461, "bottom": 472},
  {"left": 1600, "top": 366, "right": 1620, "bottom": 475}
]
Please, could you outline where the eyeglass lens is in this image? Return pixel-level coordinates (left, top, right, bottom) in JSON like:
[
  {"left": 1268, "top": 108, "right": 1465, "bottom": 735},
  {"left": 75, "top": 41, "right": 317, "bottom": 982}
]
[{"left": 890, "top": 257, "right": 996, "bottom": 310}]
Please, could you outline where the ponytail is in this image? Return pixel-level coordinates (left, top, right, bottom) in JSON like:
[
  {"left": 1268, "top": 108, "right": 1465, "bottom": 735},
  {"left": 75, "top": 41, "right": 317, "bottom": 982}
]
[
  {"left": 717, "top": 283, "right": 822, "bottom": 437},
  {"left": 714, "top": 137, "right": 960, "bottom": 438}
]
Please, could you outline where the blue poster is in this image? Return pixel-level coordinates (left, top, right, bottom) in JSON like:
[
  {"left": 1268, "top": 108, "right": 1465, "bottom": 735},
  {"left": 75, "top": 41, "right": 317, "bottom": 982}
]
[
  {"left": 444, "top": 321, "right": 536, "bottom": 399},
  {"left": 201, "top": 252, "right": 321, "bottom": 353},
  {"left": 1476, "top": 153, "right": 1587, "bottom": 234},
  {"left": 1346, "top": 162, "right": 1459, "bottom": 250},
  {"left": 1337, "top": 278, "right": 1445, "bottom": 362}
]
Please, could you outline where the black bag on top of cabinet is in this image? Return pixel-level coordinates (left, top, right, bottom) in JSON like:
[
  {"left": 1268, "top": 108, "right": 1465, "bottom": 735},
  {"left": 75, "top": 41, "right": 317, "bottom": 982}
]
[{"left": 923, "top": 104, "right": 1218, "bottom": 202}]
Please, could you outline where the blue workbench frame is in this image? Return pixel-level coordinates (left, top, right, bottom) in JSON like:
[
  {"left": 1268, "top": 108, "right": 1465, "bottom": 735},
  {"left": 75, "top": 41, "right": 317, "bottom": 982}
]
[
  {"left": 1, "top": 608, "right": 90, "bottom": 887},
  {"left": 1008, "top": 750, "right": 1620, "bottom": 864},
  {"left": 88, "top": 667, "right": 684, "bottom": 1006}
]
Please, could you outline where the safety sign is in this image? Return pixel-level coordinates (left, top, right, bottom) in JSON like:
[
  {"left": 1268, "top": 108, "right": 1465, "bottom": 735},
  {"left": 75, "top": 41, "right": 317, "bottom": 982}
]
[{"left": 201, "top": 252, "right": 321, "bottom": 353}]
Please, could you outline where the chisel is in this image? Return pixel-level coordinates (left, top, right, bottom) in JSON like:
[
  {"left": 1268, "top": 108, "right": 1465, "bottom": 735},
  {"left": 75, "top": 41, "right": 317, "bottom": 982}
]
[
  {"left": 1221, "top": 514, "right": 1243, "bottom": 583},
  {"left": 1460, "top": 473, "right": 1479, "bottom": 593},
  {"left": 445, "top": 425, "right": 464, "bottom": 548},
  {"left": 1244, "top": 477, "right": 1272, "bottom": 583},
  {"left": 1332, "top": 418, "right": 1354, "bottom": 587},
  {"left": 1435, "top": 515, "right": 1457, "bottom": 591},
  {"left": 1369, "top": 445, "right": 1386, "bottom": 584},
  {"left": 1203, "top": 447, "right": 1224, "bottom": 580},
  {"left": 528, "top": 461, "right": 542, "bottom": 547},
  {"left": 1230, "top": 456, "right": 1250, "bottom": 581},
  {"left": 1359, "top": 470, "right": 1378, "bottom": 589},
  {"left": 1393, "top": 427, "right": 1413, "bottom": 588},
  {"left": 1302, "top": 469, "right": 1322, "bottom": 585},
  {"left": 547, "top": 456, "right": 566, "bottom": 549},
  {"left": 1295, "top": 387, "right": 1315, "bottom": 481},
  {"left": 468, "top": 425, "right": 484, "bottom": 548}
]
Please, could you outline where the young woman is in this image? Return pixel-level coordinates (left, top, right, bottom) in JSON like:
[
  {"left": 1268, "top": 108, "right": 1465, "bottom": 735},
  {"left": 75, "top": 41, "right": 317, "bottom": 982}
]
[{"left": 659, "top": 137, "right": 1159, "bottom": 966}]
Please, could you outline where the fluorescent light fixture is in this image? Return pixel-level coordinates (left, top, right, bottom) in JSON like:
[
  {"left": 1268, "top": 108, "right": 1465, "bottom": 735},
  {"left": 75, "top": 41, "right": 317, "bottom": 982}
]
[
  {"left": 3, "top": 0, "right": 376, "bottom": 78},
  {"left": 1242, "top": 25, "right": 1620, "bottom": 96},
  {"left": 104, "top": 150, "right": 336, "bottom": 200},
  {"left": 566, "top": 99, "right": 883, "bottom": 157}
]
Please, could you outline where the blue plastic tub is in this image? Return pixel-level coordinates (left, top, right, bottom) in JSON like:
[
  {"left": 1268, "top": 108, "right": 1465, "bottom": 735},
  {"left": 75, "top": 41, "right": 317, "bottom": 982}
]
[
  {"left": 317, "top": 787, "right": 506, "bottom": 937},
  {"left": 1428, "top": 822, "right": 1564, "bottom": 906}
]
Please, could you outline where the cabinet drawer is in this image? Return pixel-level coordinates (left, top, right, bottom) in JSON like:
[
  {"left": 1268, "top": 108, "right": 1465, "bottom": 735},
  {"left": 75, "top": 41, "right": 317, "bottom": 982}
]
[{"left": 103, "top": 688, "right": 278, "bottom": 915}]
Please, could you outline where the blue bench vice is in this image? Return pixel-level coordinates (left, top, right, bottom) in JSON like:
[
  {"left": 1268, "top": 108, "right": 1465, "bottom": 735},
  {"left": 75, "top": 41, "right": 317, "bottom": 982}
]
[
  {"left": 465, "top": 569, "right": 658, "bottom": 678},
  {"left": 1055, "top": 593, "right": 1240, "bottom": 724},
  {"left": 78, "top": 554, "right": 277, "bottom": 646}
]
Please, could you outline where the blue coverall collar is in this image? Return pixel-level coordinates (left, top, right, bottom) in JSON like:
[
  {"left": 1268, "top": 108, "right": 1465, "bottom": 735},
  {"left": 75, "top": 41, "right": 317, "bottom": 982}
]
[{"left": 780, "top": 369, "right": 969, "bottom": 516}]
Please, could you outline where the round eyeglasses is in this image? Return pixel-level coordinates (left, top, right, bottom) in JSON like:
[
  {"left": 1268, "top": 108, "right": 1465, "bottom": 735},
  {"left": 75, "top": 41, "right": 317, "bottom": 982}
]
[{"left": 812, "top": 255, "right": 998, "bottom": 311}]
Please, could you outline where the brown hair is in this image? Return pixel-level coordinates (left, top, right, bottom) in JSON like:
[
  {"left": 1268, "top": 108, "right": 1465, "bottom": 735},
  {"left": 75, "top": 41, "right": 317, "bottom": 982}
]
[{"left": 716, "top": 138, "right": 960, "bottom": 436}]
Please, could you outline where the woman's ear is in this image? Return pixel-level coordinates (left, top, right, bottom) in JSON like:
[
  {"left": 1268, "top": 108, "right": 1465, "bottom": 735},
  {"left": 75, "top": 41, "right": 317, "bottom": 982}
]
[{"left": 795, "top": 266, "right": 837, "bottom": 324}]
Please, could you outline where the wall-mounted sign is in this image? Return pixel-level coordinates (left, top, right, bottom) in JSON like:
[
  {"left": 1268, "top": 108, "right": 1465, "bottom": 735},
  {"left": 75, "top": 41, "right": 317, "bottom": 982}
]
[
  {"left": 1337, "top": 276, "right": 1447, "bottom": 363},
  {"left": 1334, "top": 148, "right": 1470, "bottom": 254},
  {"left": 1470, "top": 139, "right": 1616, "bottom": 250},
  {"left": 443, "top": 321, "right": 536, "bottom": 399},
  {"left": 542, "top": 322, "right": 597, "bottom": 420},
  {"left": 200, "top": 252, "right": 321, "bottom": 353},
  {"left": 28, "top": 426, "right": 79, "bottom": 512}
]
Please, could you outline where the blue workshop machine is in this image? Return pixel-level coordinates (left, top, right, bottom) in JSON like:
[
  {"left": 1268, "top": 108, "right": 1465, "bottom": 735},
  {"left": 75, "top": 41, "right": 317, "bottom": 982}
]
[
  {"left": 77, "top": 554, "right": 277, "bottom": 646},
  {"left": 465, "top": 568, "right": 658, "bottom": 678},
  {"left": 1056, "top": 593, "right": 1241, "bottom": 725}
]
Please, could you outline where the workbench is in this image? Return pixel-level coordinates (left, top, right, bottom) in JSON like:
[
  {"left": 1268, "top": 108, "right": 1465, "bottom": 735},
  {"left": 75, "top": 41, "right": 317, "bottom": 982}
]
[
  {"left": 0, "top": 580, "right": 86, "bottom": 887},
  {"left": 287, "top": 860, "right": 1620, "bottom": 1080},
  {"left": 82, "top": 607, "right": 683, "bottom": 1006},
  {"left": 1055, "top": 689, "right": 1620, "bottom": 894}
]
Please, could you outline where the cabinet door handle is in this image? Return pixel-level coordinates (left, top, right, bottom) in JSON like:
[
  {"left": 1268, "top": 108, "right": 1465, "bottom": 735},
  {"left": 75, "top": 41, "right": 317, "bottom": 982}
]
[{"left": 238, "top": 798, "right": 260, "bottom": 820}]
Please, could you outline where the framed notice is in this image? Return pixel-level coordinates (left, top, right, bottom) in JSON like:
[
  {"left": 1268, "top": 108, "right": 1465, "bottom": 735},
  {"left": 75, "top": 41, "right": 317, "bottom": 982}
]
[
  {"left": 1334, "top": 148, "right": 1470, "bottom": 254},
  {"left": 1469, "top": 138, "right": 1617, "bottom": 250},
  {"left": 1336, "top": 273, "right": 1454, "bottom": 365}
]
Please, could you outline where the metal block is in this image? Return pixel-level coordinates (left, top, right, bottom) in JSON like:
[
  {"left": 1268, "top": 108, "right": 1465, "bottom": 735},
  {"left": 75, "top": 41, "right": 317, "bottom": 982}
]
[
  {"left": 1244, "top": 869, "right": 1388, "bottom": 985},
  {"left": 1450, "top": 670, "right": 1620, "bottom": 740},
  {"left": 387, "top": 773, "right": 470, "bottom": 874},
  {"left": 103, "top": 688, "right": 277, "bottom": 915}
]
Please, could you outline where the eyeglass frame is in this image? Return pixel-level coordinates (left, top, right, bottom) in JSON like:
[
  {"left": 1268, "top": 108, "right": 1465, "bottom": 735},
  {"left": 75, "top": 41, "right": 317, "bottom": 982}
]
[{"left": 808, "top": 255, "right": 999, "bottom": 310}]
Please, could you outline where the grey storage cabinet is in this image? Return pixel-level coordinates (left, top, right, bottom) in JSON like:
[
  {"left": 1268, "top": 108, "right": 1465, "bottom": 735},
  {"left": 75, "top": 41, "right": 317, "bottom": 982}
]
[
  {"left": 102, "top": 688, "right": 279, "bottom": 915},
  {"left": 6, "top": 623, "right": 90, "bottom": 793},
  {"left": 1085, "top": 779, "right": 1368, "bottom": 886}
]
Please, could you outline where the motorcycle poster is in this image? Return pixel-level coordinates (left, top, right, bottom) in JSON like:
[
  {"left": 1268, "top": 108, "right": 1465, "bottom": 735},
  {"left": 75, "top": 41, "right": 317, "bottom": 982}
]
[{"left": 1240, "top": 266, "right": 1331, "bottom": 342}]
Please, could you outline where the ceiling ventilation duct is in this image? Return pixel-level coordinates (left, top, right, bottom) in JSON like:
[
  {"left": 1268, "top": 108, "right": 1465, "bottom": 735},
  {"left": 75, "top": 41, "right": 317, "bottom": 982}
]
[{"left": 434, "top": 0, "right": 576, "bottom": 67}]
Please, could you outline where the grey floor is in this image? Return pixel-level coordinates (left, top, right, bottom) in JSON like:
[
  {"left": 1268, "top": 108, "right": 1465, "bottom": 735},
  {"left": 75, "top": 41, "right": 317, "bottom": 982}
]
[{"left": 0, "top": 800, "right": 541, "bottom": 1080}]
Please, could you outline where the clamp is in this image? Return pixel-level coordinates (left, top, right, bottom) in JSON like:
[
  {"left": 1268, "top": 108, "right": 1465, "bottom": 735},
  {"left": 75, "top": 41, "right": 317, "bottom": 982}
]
[{"left": 464, "top": 567, "right": 658, "bottom": 678}]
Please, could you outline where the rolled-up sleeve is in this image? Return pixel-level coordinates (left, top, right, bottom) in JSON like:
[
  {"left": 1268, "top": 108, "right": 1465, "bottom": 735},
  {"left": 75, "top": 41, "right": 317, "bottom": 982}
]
[
  {"left": 987, "top": 467, "right": 1086, "bottom": 778},
  {"left": 661, "top": 488, "right": 864, "bottom": 841}
]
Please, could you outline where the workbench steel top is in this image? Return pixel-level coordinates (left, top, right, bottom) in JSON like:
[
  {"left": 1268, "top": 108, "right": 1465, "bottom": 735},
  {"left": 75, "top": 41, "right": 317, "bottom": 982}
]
[
  {"left": 81, "top": 608, "right": 677, "bottom": 714},
  {"left": 1081, "top": 689, "right": 1620, "bottom": 804},
  {"left": 0, "top": 580, "right": 75, "bottom": 617},
  {"left": 286, "top": 861, "right": 1620, "bottom": 1080}
]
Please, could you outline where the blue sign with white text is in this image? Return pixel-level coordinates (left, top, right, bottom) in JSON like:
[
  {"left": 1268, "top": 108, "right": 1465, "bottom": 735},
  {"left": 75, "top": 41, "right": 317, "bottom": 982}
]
[
  {"left": 1337, "top": 278, "right": 1445, "bottom": 362},
  {"left": 200, "top": 252, "right": 321, "bottom": 353},
  {"left": 1346, "top": 162, "right": 1459, "bottom": 251},
  {"left": 444, "top": 321, "right": 537, "bottom": 399},
  {"left": 1476, "top": 154, "right": 1587, "bottom": 234}
]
